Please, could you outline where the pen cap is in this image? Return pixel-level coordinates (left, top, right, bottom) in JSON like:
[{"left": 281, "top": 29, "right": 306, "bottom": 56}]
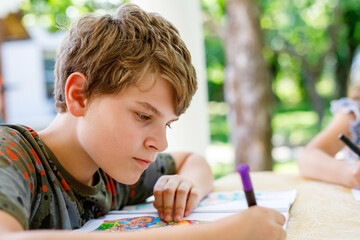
[{"left": 237, "top": 164, "right": 253, "bottom": 192}]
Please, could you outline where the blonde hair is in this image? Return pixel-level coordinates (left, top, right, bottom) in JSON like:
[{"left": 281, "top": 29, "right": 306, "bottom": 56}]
[{"left": 54, "top": 3, "right": 197, "bottom": 116}]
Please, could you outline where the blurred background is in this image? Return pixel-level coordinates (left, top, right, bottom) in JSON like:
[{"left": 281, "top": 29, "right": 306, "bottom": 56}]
[{"left": 1, "top": 0, "right": 360, "bottom": 179}]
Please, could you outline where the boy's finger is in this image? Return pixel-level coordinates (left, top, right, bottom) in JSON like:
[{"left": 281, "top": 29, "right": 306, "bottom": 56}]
[
  {"left": 162, "top": 178, "right": 180, "bottom": 222},
  {"left": 153, "top": 200, "right": 164, "bottom": 219},
  {"left": 275, "top": 211, "right": 286, "bottom": 225},
  {"left": 281, "top": 228, "right": 287, "bottom": 240},
  {"left": 173, "top": 182, "right": 190, "bottom": 222},
  {"left": 266, "top": 208, "right": 286, "bottom": 226},
  {"left": 184, "top": 188, "right": 200, "bottom": 217},
  {"left": 153, "top": 177, "right": 169, "bottom": 219},
  {"left": 153, "top": 176, "right": 169, "bottom": 193}
]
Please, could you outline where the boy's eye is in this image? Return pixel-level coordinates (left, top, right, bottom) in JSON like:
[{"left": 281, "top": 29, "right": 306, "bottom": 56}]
[{"left": 137, "top": 113, "right": 151, "bottom": 120}]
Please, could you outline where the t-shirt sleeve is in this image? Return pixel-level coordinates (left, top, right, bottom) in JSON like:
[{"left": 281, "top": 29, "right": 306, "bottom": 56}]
[
  {"left": 330, "top": 97, "right": 360, "bottom": 119},
  {"left": 125, "top": 152, "right": 176, "bottom": 205},
  {"left": 330, "top": 97, "right": 360, "bottom": 141},
  {"left": 0, "top": 128, "right": 35, "bottom": 229}
]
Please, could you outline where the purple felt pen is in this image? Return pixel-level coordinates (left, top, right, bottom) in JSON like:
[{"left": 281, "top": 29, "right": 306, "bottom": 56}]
[{"left": 237, "top": 163, "right": 257, "bottom": 207}]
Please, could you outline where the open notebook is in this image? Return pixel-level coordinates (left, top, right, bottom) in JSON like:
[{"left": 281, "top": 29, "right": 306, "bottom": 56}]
[
  {"left": 352, "top": 188, "right": 360, "bottom": 200},
  {"left": 78, "top": 189, "right": 297, "bottom": 232}
]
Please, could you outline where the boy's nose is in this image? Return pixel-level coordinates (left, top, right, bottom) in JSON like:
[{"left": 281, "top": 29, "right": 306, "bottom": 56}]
[{"left": 145, "top": 127, "right": 168, "bottom": 152}]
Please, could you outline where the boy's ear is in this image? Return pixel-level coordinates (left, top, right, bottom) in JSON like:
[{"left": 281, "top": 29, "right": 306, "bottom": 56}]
[{"left": 65, "top": 72, "right": 88, "bottom": 117}]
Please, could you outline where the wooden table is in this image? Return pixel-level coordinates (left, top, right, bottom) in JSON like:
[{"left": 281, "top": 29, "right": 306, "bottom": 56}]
[{"left": 213, "top": 172, "right": 360, "bottom": 240}]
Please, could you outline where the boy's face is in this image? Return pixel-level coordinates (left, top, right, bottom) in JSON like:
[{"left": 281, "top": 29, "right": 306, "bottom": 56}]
[{"left": 77, "top": 74, "right": 178, "bottom": 184}]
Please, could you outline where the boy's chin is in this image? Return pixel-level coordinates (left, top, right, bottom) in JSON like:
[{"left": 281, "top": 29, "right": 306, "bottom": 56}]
[{"left": 114, "top": 174, "right": 142, "bottom": 185}]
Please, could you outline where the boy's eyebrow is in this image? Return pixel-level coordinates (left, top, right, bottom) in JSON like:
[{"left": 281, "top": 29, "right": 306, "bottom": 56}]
[{"left": 136, "top": 102, "right": 179, "bottom": 121}]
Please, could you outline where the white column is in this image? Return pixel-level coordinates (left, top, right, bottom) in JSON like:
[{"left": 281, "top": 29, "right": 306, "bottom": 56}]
[{"left": 131, "top": 0, "right": 210, "bottom": 156}]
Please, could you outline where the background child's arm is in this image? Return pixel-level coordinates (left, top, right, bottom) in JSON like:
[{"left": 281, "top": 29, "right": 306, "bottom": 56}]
[
  {"left": 298, "top": 112, "right": 360, "bottom": 188},
  {"left": 152, "top": 152, "right": 213, "bottom": 222}
]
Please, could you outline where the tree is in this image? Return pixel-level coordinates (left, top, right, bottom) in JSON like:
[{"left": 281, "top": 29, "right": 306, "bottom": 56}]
[
  {"left": 204, "top": 0, "right": 360, "bottom": 153},
  {"left": 262, "top": 0, "right": 360, "bottom": 128},
  {"left": 203, "top": 0, "right": 272, "bottom": 170},
  {"left": 225, "top": 0, "right": 272, "bottom": 170}
]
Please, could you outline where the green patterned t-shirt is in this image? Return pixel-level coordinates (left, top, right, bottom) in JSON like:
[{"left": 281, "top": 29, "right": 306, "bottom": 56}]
[{"left": 0, "top": 124, "right": 175, "bottom": 230}]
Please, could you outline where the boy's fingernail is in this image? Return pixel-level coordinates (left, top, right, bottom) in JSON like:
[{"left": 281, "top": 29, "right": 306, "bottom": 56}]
[
  {"left": 185, "top": 211, "right": 190, "bottom": 216},
  {"left": 175, "top": 215, "right": 181, "bottom": 222},
  {"left": 165, "top": 214, "right": 172, "bottom": 222}
]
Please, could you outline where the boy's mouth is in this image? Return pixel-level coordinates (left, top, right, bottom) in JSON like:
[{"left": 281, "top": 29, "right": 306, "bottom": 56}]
[{"left": 133, "top": 157, "right": 153, "bottom": 168}]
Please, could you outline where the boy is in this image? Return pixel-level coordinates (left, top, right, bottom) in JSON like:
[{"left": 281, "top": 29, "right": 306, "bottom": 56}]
[{"left": 0, "top": 4, "right": 286, "bottom": 240}]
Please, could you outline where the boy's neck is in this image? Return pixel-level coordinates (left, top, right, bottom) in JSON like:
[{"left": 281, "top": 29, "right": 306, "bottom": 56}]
[{"left": 39, "top": 113, "right": 98, "bottom": 186}]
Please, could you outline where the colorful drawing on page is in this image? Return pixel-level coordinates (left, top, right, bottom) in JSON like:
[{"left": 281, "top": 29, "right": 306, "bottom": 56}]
[
  {"left": 94, "top": 216, "right": 207, "bottom": 232},
  {"left": 197, "top": 191, "right": 246, "bottom": 207},
  {"left": 123, "top": 191, "right": 293, "bottom": 212},
  {"left": 197, "top": 191, "right": 281, "bottom": 208}
]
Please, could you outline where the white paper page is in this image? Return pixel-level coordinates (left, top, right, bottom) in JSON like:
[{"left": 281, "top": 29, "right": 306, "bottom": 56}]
[
  {"left": 78, "top": 212, "right": 231, "bottom": 232},
  {"left": 78, "top": 190, "right": 296, "bottom": 232},
  {"left": 351, "top": 188, "right": 360, "bottom": 201},
  {"left": 78, "top": 210, "right": 290, "bottom": 231},
  {"left": 117, "top": 189, "right": 297, "bottom": 213}
]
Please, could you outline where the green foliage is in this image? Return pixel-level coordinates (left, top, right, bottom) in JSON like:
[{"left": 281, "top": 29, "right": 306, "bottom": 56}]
[
  {"left": 209, "top": 110, "right": 228, "bottom": 143},
  {"left": 205, "top": 36, "right": 225, "bottom": 102},
  {"left": 211, "top": 162, "right": 235, "bottom": 179},
  {"left": 203, "top": 11, "right": 226, "bottom": 102},
  {"left": 20, "top": 0, "right": 126, "bottom": 32},
  {"left": 211, "top": 158, "right": 299, "bottom": 179},
  {"left": 202, "top": 0, "right": 226, "bottom": 25},
  {"left": 203, "top": 0, "right": 360, "bottom": 146},
  {"left": 208, "top": 102, "right": 229, "bottom": 143},
  {"left": 261, "top": 0, "right": 360, "bottom": 101},
  {"left": 21, "top": 0, "right": 360, "bottom": 150},
  {"left": 272, "top": 97, "right": 333, "bottom": 146},
  {"left": 273, "top": 160, "right": 299, "bottom": 173},
  {"left": 205, "top": 37, "right": 225, "bottom": 69}
]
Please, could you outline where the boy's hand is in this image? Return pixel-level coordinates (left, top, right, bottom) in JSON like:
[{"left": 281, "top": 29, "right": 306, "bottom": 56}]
[
  {"left": 208, "top": 206, "right": 286, "bottom": 240},
  {"left": 153, "top": 174, "right": 200, "bottom": 222}
]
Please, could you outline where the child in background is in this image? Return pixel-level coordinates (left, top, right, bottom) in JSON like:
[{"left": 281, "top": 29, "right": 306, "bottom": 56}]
[
  {"left": 0, "top": 4, "right": 286, "bottom": 240},
  {"left": 298, "top": 71, "right": 360, "bottom": 189}
]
